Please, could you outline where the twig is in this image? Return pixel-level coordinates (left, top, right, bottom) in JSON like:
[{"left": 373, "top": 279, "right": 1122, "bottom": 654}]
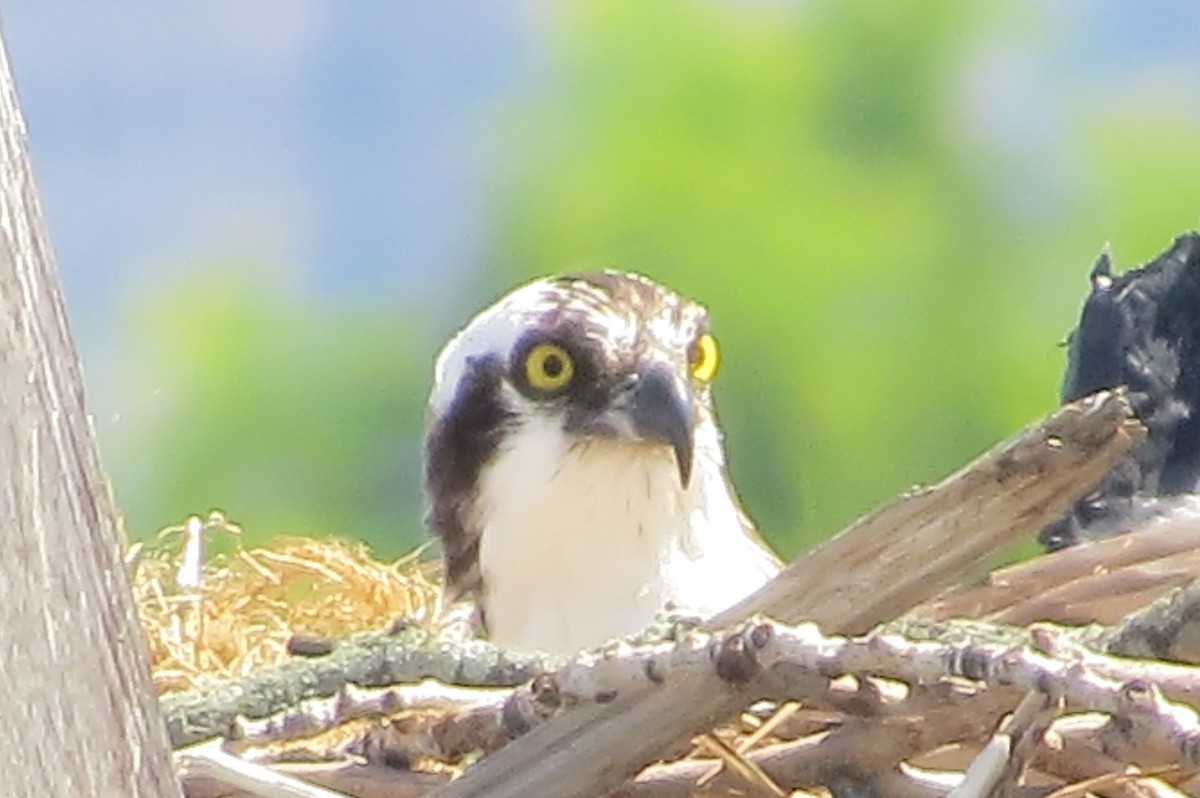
[
  {"left": 713, "top": 389, "right": 1144, "bottom": 634},
  {"left": 918, "top": 516, "right": 1200, "bottom": 627},
  {"left": 1031, "top": 625, "right": 1200, "bottom": 715},
  {"left": 694, "top": 702, "right": 800, "bottom": 788},
  {"left": 228, "top": 680, "right": 510, "bottom": 753},
  {"left": 619, "top": 687, "right": 1021, "bottom": 798},
  {"left": 184, "top": 612, "right": 1200, "bottom": 798},
  {"left": 432, "top": 392, "right": 1142, "bottom": 798},
  {"left": 181, "top": 761, "right": 449, "bottom": 798},
  {"left": 693, "top": 733, "right": 787, "bottom": 797},
  {"left": 162, "top": 627, "right": 557, "bottom": 747},
  {"left": 1103, "top": 580, "right": 1200, "bottom": 664},
  {"left": 948, "top": 691, "right": 1054, "bottom": 798},
  {"left": 1035, "top": 725, "right": 1187, "bottom": 798},
  {"left": 176, "top": 739, "right": 353, "bottom": 798}
]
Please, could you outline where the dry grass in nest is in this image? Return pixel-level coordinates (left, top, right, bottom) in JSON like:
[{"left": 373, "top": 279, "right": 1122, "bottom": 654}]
[{"left": 131, "top": 512, "right": 441, "bottom": 694}]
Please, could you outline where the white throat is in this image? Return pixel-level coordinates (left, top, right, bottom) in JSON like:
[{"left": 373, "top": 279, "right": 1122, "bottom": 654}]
[{"left": 473, "top": 416, "right": 778, "bottom": 654}]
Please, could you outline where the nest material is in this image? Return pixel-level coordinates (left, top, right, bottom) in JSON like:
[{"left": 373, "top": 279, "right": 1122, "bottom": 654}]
[
  {"left": 132, "top": 517, "right": 441, "bottom": 694},
  {"left": 144, "top": 519, "right": 1200, "bottom": 798}
]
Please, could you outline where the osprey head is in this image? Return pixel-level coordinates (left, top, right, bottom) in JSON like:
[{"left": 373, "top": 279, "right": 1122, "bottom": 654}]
[
  {"left": 423, "top": 271, "right": 774, "bottom": 653},
  {"left": 428, "top": 271, "right": 718, "bottom": 487}
]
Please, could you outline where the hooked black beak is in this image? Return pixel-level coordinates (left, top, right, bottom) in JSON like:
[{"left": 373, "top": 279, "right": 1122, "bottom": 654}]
[{"left": 622, "top": 366, "right": 696, "bottom": 487}]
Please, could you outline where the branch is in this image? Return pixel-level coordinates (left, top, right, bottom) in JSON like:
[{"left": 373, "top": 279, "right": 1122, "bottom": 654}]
[
  {"left": 1037, "top": 723, "right": 1192, "bottom": 798},
  {"left": 434, "top": 390, "right": 1142, "bottom": 798},
  {"left": 946, "top": 691, "right": 1055, "bottom": 798},
  {"left": 224, "top": 679, "right": 510, "bottom": 757},
  {"left": 917, "top": 512, "right": 1200, "bottom": 627},
  {"left": 713, "top": 389, "right": 1143, "bottom": 633},
  {"left": 180, "top": 612, "right": 1200, "bottom": 797},
  {"left": 619, "top": 687, "right": 1022, "bottom": 798},
  {"left": 177, "top": 739, "right": 354, "bottom": 798},
  {"left": 1103, "top": 579, "right": 1200, "bottom": 664},
  {"left": 162, "top": 627, "right": 557, "bottom": 747}
]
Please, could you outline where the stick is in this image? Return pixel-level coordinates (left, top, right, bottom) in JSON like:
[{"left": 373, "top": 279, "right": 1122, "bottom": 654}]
[{"left": 434, "top": 391, "right": 1143, "bottom": 798}]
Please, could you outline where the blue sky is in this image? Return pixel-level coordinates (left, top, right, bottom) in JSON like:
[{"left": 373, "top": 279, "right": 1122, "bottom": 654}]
[{"left": 5, "top": 5, "right": 535, "bottom": 373}]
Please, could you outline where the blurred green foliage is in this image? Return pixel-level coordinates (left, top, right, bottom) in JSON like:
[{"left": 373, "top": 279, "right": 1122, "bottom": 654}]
[
  {"left": 108, "top": 262, "right": 430, "bottom": 553},
  {"left": 108, "top": 0, "right": 1200, "bottom": 560}
]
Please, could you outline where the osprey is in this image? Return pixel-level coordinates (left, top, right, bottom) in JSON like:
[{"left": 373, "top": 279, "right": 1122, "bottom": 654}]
[{"left": 424, "top": 271, "right": 781, "bottom": 654}]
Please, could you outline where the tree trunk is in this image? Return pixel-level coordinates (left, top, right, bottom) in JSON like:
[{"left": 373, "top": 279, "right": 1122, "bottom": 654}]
[{"left": 0, "top": 23, "right": 181, "bottom": 798}]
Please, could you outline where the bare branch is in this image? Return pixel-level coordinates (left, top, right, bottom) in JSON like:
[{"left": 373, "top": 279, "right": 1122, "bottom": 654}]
[
  {"left": 918, "top": 515, "right": 1200, "bottom": 627},
  {"left": 619, "top": 688, "right": 1021, "bottom": 798},
  {"left": 177, "top": 611, "right": 1200, "bottom": 797},
  {"left": 1103, "top": 580, "right": 1200, "bottom": 664},
  {"left": 177, "top": 740, "right": 354, "bottom": 798},
  {"left": 180, "top": 760, "right": 449, "bottom": 798},
  {"left": 948, "top": 691, "right": 1054, "bottom": 798},
  {"left": 433, "top": 391, "right": 1142, "bottom": 798},
  {"left": 162, "top": 627, "right": 556, "bottom": 747},
  {"left": 1040, "top": 719, "right": 1192, "bottom": 798},
  {"left": 713, "top": 389, "right": 1143, "bottom": 634},
  {"left": 229, "top": 680, "right": 511, "bottom": 754}
]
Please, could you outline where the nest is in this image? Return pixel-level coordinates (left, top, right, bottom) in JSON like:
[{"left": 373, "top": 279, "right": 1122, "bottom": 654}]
[
  {"left": 132, "top": 513, "right": 441, "bottom": 694},
  {"left": 144, "top": 491, "right": 1200, "bottom": 797}
]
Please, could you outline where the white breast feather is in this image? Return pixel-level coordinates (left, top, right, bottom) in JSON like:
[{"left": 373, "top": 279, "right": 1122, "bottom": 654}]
[{"left": 474, "top": 415, "right": 779, "bottom": 654}]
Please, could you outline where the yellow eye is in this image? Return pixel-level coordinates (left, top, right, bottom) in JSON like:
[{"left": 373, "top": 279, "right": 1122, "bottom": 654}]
[
  {"left": 524, "top": 343, "right": 575, "bottom": 393},
  {"left": 689, "top": 333, "right": 719, "bottom": 382}
]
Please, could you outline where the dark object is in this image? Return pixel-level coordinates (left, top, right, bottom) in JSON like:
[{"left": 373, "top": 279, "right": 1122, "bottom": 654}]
[
  {"left": 286, "top": 634, "right": 335, "bottom": 658},
  {"left": 1041, "top": 232, "right": 1200, "bottom": 550}
]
